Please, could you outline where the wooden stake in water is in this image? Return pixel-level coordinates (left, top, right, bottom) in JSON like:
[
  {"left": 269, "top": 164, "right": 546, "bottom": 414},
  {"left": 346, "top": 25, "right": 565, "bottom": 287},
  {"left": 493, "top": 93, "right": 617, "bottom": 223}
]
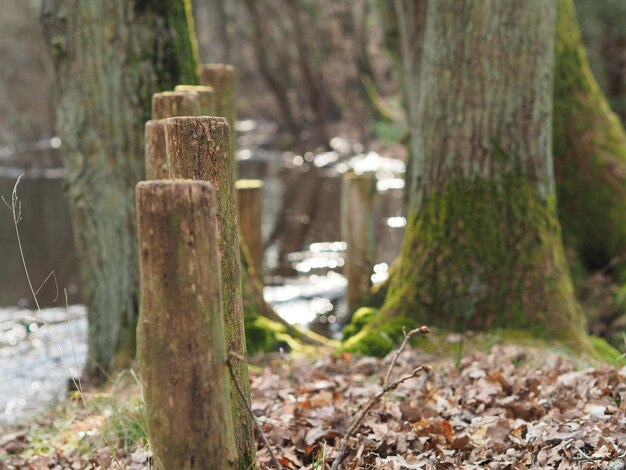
[
  {"left": 236, "top": 179, "right": 264, "bottom": 278},
  {"left": 342, "top": 172, "right": 378, "bottom": 314},
  {"left": 136, "top": 180, "right": 237, "bottom": 469}
]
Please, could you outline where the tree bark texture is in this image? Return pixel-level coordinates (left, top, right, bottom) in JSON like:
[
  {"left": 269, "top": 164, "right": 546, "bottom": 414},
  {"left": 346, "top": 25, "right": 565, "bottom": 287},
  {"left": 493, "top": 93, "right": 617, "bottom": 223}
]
[
  {"left": 554, "top": 0, "right": 626, "bottom": 278},
  {"left": 40, "top": 0, "right": 199, "bottom": 379},
  {"left": 136, "top": 180, "right": 237, "bottom": 470},
  {"left": 377, "top": 0, "right": 427, "bottom": 207},
  {"left": 344, "top": 0, "right": 588, "bottom": 355},
  {"left": 163, "top": 116, "right": 255, "bottom": 469}
]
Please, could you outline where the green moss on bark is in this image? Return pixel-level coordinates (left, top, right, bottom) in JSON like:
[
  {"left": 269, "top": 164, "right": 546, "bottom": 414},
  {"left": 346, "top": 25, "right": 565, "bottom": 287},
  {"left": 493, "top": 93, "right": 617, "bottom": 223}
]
[
  {"left": 554, "top": 0, "right": 626, "bottom": 278},
  {"left": 240, "top": 242, "right": 331, "bottom": 355},
  {"left": 344, "top": 175, "right": 589, "bottom": 356}
]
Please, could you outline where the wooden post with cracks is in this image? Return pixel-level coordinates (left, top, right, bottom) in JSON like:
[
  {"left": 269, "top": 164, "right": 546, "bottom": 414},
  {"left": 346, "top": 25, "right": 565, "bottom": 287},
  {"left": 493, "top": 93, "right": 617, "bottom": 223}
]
[
  {"left": 235, "top": 179, "right": 264, "bottom": 278},
  {"left": 145, "top": 91, "right": 201, "bottom": 180},
  {"left": 199, "top": 64, "right": 237, "bottom": 159},
  {"left": 341, "top": 172, "right": 378, "bottom": 314},
  {"left": 136, "top": 180, "right": 237, "bottom": 470},
  {"left": 163, "top": 116, "right": 255, "bottom": 469}
]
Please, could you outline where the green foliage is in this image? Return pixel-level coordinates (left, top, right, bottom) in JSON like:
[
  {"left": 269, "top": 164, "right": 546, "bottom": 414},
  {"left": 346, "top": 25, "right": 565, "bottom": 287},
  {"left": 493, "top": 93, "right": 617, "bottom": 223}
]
[
  {"left": 100, "top": 396, "right": 150, "bottom": 449},
  {"left": 554, "top": 0, "right": 626, "bottom": 278},
  {"left": 342, "top": 307, "right": 378, "bottom": 340},
  {"left": 342, "top": 315, "right": 414, "bottom": 356},
  {"left": 245, "top": 315, "right": 294, "bottom": 356},
  {"left": 590, "top": 335, "right": 626, "bottom": 366}
]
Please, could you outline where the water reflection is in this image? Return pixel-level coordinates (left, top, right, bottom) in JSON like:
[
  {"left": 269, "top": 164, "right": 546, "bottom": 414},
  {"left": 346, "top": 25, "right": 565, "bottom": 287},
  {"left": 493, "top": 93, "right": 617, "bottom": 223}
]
[{"left": 0, "top": 119, "right": 408, "bottom": 423}]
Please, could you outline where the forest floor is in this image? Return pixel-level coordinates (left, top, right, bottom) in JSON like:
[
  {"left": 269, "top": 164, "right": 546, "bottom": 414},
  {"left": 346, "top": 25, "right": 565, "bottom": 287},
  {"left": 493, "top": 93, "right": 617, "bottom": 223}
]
[{"left": 1, "top": 335, "right": 626, "bottom": 469}]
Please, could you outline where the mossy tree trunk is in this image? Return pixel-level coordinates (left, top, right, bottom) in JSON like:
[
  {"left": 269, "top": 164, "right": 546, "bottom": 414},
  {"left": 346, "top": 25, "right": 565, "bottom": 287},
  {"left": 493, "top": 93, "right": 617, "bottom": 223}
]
[
  {"left": 554, "top": 0, "right": 626, "bottom": 279},
  {"left": 40, "top": 0, "right": 199, "bottom": 380},
  {"left": 345, "top": 0, "right": 589, "bottom": 355}
]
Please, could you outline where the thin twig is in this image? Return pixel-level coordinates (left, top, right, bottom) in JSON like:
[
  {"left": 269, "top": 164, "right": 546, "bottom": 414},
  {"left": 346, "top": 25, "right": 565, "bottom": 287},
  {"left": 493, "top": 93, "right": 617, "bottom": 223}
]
[
  {"left": 383, "top": 325, "right": 429, "bottom": 386},
  {"left": 3, "top": 176, "right": 123, "bottom": 470},
  {"left": 227, "top": 350, "right": 283, "bottom": 470},
  {"left": 330, "top": 364, "right": 431, "bottom": 470}
]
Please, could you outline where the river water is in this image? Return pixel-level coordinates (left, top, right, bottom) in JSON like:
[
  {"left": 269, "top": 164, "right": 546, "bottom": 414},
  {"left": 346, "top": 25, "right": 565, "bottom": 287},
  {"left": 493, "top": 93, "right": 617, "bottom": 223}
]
[{"left": 0, "top": 120, "right": 405, "bottom": 425}]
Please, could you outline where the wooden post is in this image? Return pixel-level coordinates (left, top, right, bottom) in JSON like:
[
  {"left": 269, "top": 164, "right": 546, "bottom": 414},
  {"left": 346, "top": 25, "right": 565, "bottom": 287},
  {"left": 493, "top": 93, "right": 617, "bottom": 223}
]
[
  {"left": 235, "top": 179, "right": 264, "bottom": 277},
  {"left": 163, "top": 116, "right": 255, "bottom": 469},
  {"left": 151, "top": 90, "right": 200, "bottom": 120},
  {"left": 145, "top": 91, "right": 202, "bottom": 179},
  {"left": 144, "top": 120, "right": 168, "bottom": 180},
  {"left": 136, "top": 180, "right": 237, "bottom": 470},
  {"left": 199, "top": 64, "right": 236, "bottom": 125},
  {"left": 199, "top": 64, "right": 237, "bottom": 159},
  {"left": 175, "top": 84, "right": 216, "bottom": 115},
  {"left": 341, "top": 172, "right": 377, "bottom": 314}
]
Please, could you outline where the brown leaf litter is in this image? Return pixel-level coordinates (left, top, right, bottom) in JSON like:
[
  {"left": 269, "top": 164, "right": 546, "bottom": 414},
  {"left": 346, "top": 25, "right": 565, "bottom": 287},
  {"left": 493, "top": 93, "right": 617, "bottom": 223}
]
[{"left": 2, "top": 344, "right": 626, "bottom": 469}]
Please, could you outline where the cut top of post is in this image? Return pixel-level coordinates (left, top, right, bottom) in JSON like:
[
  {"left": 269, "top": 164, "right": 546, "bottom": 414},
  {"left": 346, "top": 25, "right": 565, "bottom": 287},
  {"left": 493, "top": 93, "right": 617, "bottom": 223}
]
[
  {"left": 174, "top": 85, "right": 216, "bottom": 116},
  {"left": 235, "top": 179, "right": 263, "bottom": 191},
  {"left": 163, "top": 116, "right": 231, "bottom": 181},
  {"left": 151, "top": 91, "right": 200, "bottom": 120},
  {"left": 199, "top": 64, "right": 236, "bottom": 124}
]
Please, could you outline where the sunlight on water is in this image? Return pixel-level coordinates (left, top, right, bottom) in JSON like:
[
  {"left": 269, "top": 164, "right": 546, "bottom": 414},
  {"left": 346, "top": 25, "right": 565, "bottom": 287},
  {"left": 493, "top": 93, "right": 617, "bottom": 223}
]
[{"left": 0, "top": 305, "right": 87, "bottom": 424}]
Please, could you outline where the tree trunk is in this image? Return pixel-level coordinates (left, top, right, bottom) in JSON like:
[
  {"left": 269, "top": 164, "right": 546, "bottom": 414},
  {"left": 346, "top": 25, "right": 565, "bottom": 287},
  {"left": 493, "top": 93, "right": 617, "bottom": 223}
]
[
  {"left": 344, "top": 0, "right": 589, "bottom": 355},
  {"left": 377, "top": 0, "right": 427, "bottom": 207},
  {"left": 553, "top": 0, "right": 626, "bottom": 279},
  {"left": 136, "top": 180, "right": 237, "bottom": 470},
  {"left": 40, "top": 0, "right": 199, "bottom": 380}
]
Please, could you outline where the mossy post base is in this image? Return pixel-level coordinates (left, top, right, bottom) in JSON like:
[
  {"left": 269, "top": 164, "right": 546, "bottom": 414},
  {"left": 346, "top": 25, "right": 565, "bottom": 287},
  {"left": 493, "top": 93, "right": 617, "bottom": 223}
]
[
  {"left": 341, "top": 172, "right": 377, "bottom": 314},
  {"left": 175, "top": 84, "right": 216, "bottom": 115},
  {"left": 164, "top": 116, "right": 255, "bottom": 469},
  {"left": 236, "top": 179, "right": 264, "bottom": 278},
  {"left": 136, "top": 180, "right": 236, "bottom": 469}
]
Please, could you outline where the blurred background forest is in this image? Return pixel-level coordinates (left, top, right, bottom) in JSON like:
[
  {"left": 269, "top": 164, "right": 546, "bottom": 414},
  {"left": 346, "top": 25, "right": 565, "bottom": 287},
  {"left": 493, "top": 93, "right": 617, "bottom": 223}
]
[
  {"left": 3, "top": 2, "right": 626, "bottom": 468},
  {"left": 2, "top": 0, "right": 626, "bottom": 318},
  {"left": 3, "top": 0, "right": 626, "bottom": 156}
]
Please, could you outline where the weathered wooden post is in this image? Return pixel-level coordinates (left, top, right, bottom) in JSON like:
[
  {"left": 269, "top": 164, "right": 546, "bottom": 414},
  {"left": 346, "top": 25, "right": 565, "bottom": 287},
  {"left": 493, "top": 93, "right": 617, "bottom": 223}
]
[
  {"left": 151, "top": 90, "right": 200, "bottom": 120},
  {"left": 175, "top": 84, "right": 216, "bottom": 115},
  {"left": 136, "top": 180, "right": 237, "bottom": 469},
  {"left": 235, "top": 179, "right": 264, "bottom": 277},
  {"left": 163, "top": 116, "right": 255, "bottom": 469},
  {"left": 341, "top": 172, "right": 378, "bottom": 314},
  {"left": 199, "top": 64, "right": 237, "bottom": 159},
  {"left": 199, "top": 64, "right": 236, "bottom": 126},
  {"left": 145, "top": 91, "right": 202, "bottom": 180}
]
